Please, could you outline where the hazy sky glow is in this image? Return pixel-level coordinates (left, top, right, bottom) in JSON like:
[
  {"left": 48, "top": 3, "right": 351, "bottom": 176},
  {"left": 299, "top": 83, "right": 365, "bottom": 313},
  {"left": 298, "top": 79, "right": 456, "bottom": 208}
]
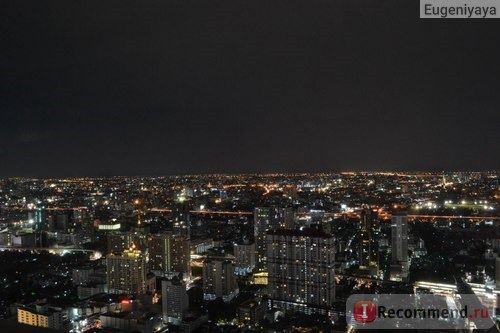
[{"left": 1, "top": 0, "right": 499, "bottom": 177}]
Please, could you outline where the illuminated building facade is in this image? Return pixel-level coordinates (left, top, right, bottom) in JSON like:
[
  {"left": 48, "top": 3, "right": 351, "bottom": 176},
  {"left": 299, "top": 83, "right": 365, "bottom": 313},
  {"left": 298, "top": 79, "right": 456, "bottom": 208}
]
[
  {"left": 107, "top": 232, "right": 148, "bottom": 255},
  {"left": 266, "top": 228, "right": 335, "bottom": 315},
  {"left": 390, "top": 212, "right": 409, "bottom": 281},
  {"left": 107, "top": 232, "right": 132, "bottom": 254},
  {"left": 358, "top": 209, "right": 378, "bottom": 276},
  {"left": 237, "top": 298, "right": 267, "bottom": 326},
  {"left": 172, "top": 204, "right": 191, "bottom": 239},
  {"left": 234, "top": 239, "right": 256, "bottom": 275},
  {"left": 149, "top": 233, "right": 190, "bottom": 274},
  {"left": 106, "top": 247, "right": 150, "bottom": 295},
  {"left": 202, "top": 258, "right": 239, "bottom": 302},
  {"left": 17, "top": 304, "right": 64, "bottom": 330},
  {"left": 161, "top": 274, "right": 189, "bottom": 324},
  {"left": 254, "top": 207, "right": 293, "bottom": 269}
]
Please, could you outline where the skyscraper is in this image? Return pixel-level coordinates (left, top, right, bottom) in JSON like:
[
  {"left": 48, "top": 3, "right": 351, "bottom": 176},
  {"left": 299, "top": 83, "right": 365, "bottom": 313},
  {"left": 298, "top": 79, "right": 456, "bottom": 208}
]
[
  {"left": 255, "top": 207, "right": 277, "bottom": 269},
  {"left": 107, "top": 231, "right": 149, "bottom": 255},
  {"left": 149, "top": 233, "right": 190, "bottom": 274},
  {"left": 390, "top": 212, "right": 409, "bottom": 281},
  {"left": 358, "top": 209, "right": 378, "bottom": 276},
  {"left": 161, "top": 274, "right": 189, "bottom": 325},
  {"left": 266, "top": 228, "right": 335, "bottom": 315},
  {"left": 106, "top": 246, "right": 151, "bottom": 295},
  {"left": 172, "top": 204, "right": 191, "bottom": 239},
  {"left": 202, "top": 258, "right": 239, "bottom": 302},
  {"left": 34, "top": 208, "right": 47, "bottom": 231},
  {"left": 254, "top": 207, "right": 292, "bottom": 269}
]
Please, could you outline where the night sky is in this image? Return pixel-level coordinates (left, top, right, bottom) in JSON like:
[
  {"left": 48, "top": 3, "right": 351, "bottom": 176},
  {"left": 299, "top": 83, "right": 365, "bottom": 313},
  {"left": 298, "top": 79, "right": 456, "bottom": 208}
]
[{"left": 1, "top": 0, "right": 499, "bottom": 177}]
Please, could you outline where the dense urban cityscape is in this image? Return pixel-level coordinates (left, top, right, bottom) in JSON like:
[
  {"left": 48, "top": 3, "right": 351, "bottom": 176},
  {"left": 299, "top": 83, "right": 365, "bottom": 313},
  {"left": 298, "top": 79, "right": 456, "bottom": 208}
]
[
  {"left": 0, "top": 172, "right": 498, "bottom": 332},
  {"left": 2, "top": 0, "right": 500, "bottom": 331}
]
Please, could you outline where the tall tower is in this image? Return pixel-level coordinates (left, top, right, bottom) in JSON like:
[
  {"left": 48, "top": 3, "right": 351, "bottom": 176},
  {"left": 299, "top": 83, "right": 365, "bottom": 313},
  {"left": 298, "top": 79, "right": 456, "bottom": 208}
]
[
  {"left": 266, "top": 228, "right": 335, "bottom": 315},
  {"left": 172, "top": 204, "right": 191, "bottom": 239},
  {"left": 254, "top": 207, "right": 279, "bottom": 269},
  {"left": 34, "top": 208, "right": 47, "bottom": 231},
  {"left": 203, "top": 258, "right": 239, "bottom": 302},
  {"left": 358, "top": 209, "right": 378, "bottom": 276},
  {"left": 149, "top": 233, "right": 190, "bottom": 274},
  {"left": 390, "top": 212, "right": 409, "bottom": 281},
  {"left": 162, "top": 274, "right": 189, "bottom": 325},
  {"left": 106, "top": 245, "right": 148, "bottom": 295}
]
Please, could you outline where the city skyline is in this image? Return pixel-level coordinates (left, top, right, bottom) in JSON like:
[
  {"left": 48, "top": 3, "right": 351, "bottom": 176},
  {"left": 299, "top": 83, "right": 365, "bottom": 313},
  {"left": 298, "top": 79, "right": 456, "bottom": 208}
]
[
  {"left": 0, "top": 171, "right": 498, "bottom": 331},
  {"left": 1, "top": 0, "right": 499, "bottom": 332}
]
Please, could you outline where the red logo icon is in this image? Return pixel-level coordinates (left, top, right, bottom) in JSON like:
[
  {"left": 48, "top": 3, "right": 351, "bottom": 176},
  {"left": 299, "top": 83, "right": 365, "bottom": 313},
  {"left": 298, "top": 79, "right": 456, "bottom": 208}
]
[{"left": 353, "top": 300, "right": 377, "bottom": 323}]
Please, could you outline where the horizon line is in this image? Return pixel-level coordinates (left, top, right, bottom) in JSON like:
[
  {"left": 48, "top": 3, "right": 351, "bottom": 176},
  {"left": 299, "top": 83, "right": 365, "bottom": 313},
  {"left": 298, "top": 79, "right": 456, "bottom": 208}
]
[{"left": 2, "top": 170, "right": 499, "bottom": 180}]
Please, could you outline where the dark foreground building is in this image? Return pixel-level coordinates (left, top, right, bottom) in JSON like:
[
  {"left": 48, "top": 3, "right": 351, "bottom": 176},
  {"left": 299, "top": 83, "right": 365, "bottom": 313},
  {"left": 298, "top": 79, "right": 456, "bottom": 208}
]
[{"left": 266, "top": 228, "right": 335, "bottom": 315}]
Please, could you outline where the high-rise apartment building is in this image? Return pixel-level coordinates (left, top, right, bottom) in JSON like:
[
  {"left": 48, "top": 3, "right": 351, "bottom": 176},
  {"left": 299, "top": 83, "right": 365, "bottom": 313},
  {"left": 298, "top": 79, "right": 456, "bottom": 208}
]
[
  {"left": 172, "top": 204, "right": 191, "bottom": 239},
  {"left": 234, "top": 239, "right": 256, "bottom": 275},
  {"left": 107, "top": 232, "right": 149, "bottom": 255},
  {"left": 106, "top": 246, "right": 150, "bottom": 295},
  {"left": 254, "top": 207, "right": 294, "bottom": 269},
  {"left": 266, "top": 228, "right": 335, "bottom": 315},
  {"left": 390, "top": 212, "right": 409, "bottom": 281},
  {"left": 358, "top": 209, "right": 378, "bottom": 276},
  {"left": 149, "top": 233, "right": 190, "bottom": 274},
  {"left": 203, "top": 258, "right": 239, "bottom": 302},
  {"left": 161, "top": 274, "right": 189, "bottom": 325}
]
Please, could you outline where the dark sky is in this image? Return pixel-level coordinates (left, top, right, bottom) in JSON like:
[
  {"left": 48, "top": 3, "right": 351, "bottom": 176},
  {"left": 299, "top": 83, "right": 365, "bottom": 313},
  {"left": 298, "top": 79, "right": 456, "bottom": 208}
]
[{"left": 1, "top": 0, "right": 499, "bottom": 177}]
